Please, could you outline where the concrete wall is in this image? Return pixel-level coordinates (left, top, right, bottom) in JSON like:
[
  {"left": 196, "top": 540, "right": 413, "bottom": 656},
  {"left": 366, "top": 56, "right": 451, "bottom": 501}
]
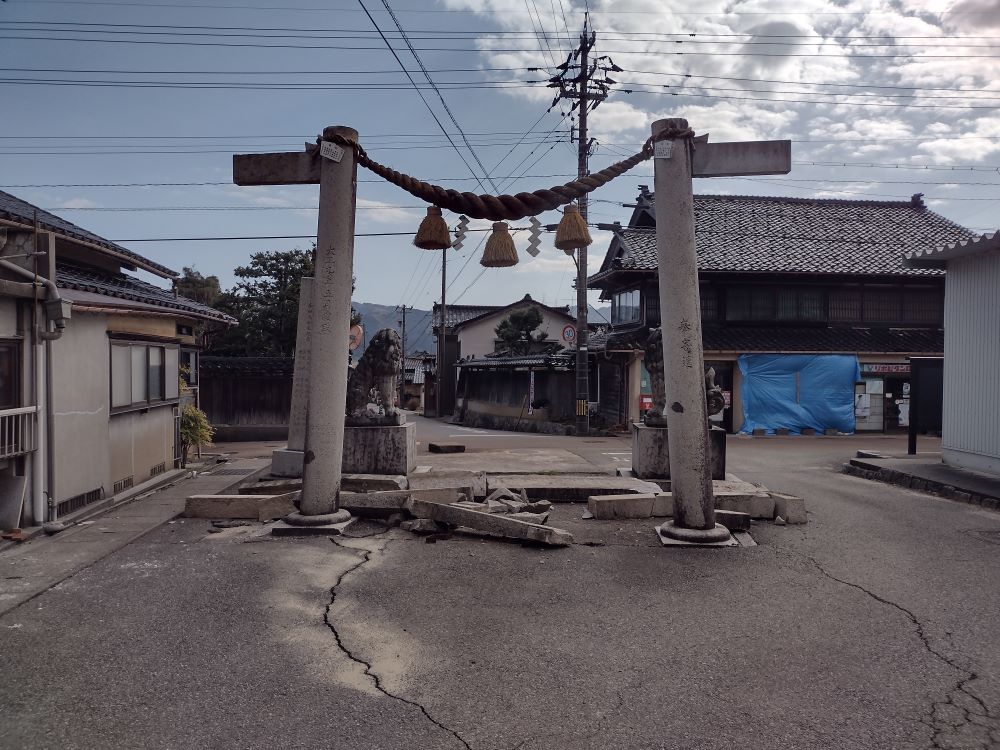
[
  {"left": 457, "top": 303, "right": 574, "bottom": 359},
  {"left": 50, "top": 313, "right": 111, "bottom": 502},
  {"left": 109, "top": 407, "right": 175, "bottom": 489},
  {"left": 942, "top": 250, "right": 1000, "bottom": 475}
]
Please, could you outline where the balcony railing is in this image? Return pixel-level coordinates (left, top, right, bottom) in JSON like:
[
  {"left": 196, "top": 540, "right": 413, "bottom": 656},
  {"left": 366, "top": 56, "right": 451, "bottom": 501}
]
[{"left": 0, "top": 406, "right": 38, "bottom": 460}]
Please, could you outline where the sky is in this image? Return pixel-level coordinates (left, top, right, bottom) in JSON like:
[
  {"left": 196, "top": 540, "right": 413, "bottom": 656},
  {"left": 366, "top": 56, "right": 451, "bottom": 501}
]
[{"left": 3, "top": 0, "right": 1000, "bottom": 341}]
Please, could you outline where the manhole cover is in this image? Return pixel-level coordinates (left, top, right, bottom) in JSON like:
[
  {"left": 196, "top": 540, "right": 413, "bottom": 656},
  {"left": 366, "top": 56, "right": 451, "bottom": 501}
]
[{"left": 210, "top": 468, "right": 255, "bottom": 476}]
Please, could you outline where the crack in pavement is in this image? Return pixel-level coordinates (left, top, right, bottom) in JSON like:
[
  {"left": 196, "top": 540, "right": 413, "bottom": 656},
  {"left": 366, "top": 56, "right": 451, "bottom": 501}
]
[
  {"left": 798, "top": 553, "right": 998, "bottom": 749},
  {"left": 325, "top": 536, "right": 473, "bottom": 750}
]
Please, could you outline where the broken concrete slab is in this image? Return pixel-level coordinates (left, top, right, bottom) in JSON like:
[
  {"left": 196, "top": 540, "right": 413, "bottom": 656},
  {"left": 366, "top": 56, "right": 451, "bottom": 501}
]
[
  {"left": 482, "top": 498, "right": 510, "bottom": 514},
  {"left": 409, "top": 471, "right": 486, "bottom": 499},
  {"left": 270, "top": 517, "right": 354, "bottom": 537},
  {"left": 185, "top": 492, "right": 299, "bottom": 521},
  {"left": 713, "top": 491, "right": 775, "bottom": 520},
  {"left": 400, "top": 518, "right": 450, "bottom": 534},
  {"left": 339, "top": 487, "right": 464, "bottom": 515},
  {"left": 428, "top": 442, "right": 465, "bottom": 454},
  {"left": 508, "top": 511, "right": 550, "bottom": 525},
  {"left": 587, "top": 493, "right": 657, "bottom": 520},
  {"left": 239, "top": 478, "right": 302, "bottom": 496},
  {"left": 772, "top": 493, "right": 807, "bottom": 524},
  {"left": 714, "top": 509, "right": 752, "bottom": 532},
  {"left": 524, "top": 500, "right": 552, "bottom": 513},
  {"left": 341, "top": 474, "right": 408, "bottom": 493},
  {"left": 490, "top": 475, "right": 661, "bottom": 503},
  {"left": 407, "top": 497, "right": 573, "bottom": 547}
]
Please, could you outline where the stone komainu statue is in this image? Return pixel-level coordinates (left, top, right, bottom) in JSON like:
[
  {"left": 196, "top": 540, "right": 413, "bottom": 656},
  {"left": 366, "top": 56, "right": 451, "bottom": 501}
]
[
  {"left": 642, "top": 327, "right": 725, "bottom": 427},
  {"left": 345, "top": 328, "right": 404, "bottom": 426}
]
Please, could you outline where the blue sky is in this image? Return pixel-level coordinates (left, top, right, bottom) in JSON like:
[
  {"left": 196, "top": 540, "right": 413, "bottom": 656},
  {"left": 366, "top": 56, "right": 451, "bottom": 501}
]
[{"left": 3, "top": 0, "right": 1000, "bottom": 315}]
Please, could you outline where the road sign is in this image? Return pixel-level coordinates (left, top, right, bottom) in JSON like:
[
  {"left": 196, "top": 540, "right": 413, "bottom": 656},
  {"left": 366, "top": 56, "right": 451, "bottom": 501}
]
[{"left": 562, "top": 324, "right": 577, "bottom": 343}]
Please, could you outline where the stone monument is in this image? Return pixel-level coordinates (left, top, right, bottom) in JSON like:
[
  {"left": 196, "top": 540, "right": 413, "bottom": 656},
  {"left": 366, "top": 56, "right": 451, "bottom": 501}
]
[
  {"left": 631, "top": 327, "right": 727, "bottom": 481},
  {"left": 342, "top": 328, "right": 415, "bottom": 475},
  {"left": 274, "top": 328, "right": 415, "bottom": 477}
]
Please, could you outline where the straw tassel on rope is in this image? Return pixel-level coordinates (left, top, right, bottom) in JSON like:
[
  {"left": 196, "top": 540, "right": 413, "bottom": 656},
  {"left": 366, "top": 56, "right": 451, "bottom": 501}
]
[
  {"left": 413, "top": 206, "right": 451, "bottom": 250},
  {"left": 480, "top": 222, "right": 518, "bottom": 267},
  {"left": 554, "top": 203, "right": 592, "bottom": 256}
]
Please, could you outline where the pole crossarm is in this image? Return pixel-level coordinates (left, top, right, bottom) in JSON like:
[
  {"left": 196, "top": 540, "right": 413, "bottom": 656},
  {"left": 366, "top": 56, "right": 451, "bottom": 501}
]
[{"left": 316, "top": 130, "right": 681, "bottom": 221}]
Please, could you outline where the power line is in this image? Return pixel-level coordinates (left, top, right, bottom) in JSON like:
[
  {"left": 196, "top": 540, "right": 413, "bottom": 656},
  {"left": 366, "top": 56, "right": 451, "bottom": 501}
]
[
  {"left": 6, "top": 32, "right": 1000, "bottom": 58},
  {"left": 9, "top": 21, "right": 1000, "bottom": 41},
  {"left": 356, "top": 0, "right": 491, "bottom": 194},
  {"left": 376, "top": 0, "right": 501, "bottom": 194}
]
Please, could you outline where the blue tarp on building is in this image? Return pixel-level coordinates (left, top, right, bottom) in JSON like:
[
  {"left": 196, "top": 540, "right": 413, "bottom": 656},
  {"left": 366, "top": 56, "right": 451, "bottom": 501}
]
[{"left": 738, "top": 354, "right": 860, "bottom": 435}]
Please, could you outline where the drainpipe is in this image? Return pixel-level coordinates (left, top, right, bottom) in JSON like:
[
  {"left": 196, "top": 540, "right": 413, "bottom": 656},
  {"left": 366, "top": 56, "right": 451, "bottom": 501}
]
[{"left": 0, "top": 247, "right": 68, "bottom": 524}]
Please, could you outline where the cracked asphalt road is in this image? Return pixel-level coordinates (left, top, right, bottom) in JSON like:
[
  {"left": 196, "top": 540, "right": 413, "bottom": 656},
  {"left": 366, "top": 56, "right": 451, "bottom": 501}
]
[{"left": 2, "top": 435, "right": 999, "bottom": 749}]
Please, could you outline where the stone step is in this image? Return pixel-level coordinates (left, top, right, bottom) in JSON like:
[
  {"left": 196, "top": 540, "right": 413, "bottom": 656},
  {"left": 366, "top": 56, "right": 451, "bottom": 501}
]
[{"left": 185, "top": 492, "right": 298, "bottom": 521}]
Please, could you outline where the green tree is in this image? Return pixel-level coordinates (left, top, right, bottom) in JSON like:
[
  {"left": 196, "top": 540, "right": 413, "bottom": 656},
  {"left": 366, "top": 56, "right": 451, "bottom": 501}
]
[
  {"left": 494, "top": 307, "right": 555, "bottom": 356},
  {"left": 175, "top": 266, "right": 222, "bottom": 306},
  {"left": 208, "top": 249, "right": 361, "bottom": 357}
]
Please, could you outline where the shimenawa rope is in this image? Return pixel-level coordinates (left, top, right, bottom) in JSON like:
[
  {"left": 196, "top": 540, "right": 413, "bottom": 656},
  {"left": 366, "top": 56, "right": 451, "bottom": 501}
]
[{"left": 316, "top": 125, "right": 694, "bottom": 222}]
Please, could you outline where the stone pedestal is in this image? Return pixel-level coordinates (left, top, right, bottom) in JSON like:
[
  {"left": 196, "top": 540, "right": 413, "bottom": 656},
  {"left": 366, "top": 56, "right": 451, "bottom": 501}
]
[
  {"left": 343, "top": 421, "right": 415, "bottom": 476},
  {"left": 271, "top": 422, "right": 416, "bottom": 478},
  {"left": 632, "top": 422, "right": 726, "bottom": 481}
]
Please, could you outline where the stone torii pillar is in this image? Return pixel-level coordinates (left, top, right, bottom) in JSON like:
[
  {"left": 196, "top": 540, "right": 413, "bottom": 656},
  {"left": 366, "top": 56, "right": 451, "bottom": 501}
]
[
  {"left": 234, "top": 126, "right": 358, "bottom": 524},
  {"left": 651, "top": 118, "right": 790, "bottom": 545}
]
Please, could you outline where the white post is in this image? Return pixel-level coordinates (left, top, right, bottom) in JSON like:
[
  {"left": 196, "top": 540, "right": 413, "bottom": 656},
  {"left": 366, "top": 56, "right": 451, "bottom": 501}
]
[
  {"left": 297, "top": 126, "right": 358, "bottom": 520},
  {"left": 652, "top": 118, "right": 730, "bottom": 543}
]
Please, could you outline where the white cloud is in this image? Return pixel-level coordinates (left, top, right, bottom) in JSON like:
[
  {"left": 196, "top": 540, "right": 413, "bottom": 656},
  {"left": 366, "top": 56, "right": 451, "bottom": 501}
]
[{"left": 59, "top": 197, "right": 99, "bottom": 209}]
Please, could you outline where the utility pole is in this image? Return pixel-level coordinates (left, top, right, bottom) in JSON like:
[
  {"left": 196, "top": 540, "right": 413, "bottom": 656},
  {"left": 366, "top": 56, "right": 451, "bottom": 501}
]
[
  {"left": 547, "top": 15, "right": 620, "bottom": 436},
  {"left": 396, "top": 304, "right": 411, "bottom": 409},
  {"left": 437, "top": 247, "right": 447, "bottom": 418}
]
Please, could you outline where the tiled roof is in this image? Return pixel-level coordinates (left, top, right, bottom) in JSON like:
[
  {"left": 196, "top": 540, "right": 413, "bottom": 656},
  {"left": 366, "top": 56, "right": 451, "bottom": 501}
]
[
  {"left": 0, "top": 190, "right": 176, "bottom": 278},
  {"left": 432, "top": 295, "right": 572, "bottom": 332},
  {"left": 57, "top": 264, "right": 236, "bottom": 324},
  {"left": 431, "top": 303, "right": 501, "bottom": 330},
  {"left": 457, "top": 353, "right": 574, "bottom": 369},
  {"left": 591, "top": 194, "right": 977, "bottom": 281},
  {"left": 587, "top": 324, "right": 943, "bottom": 354},
  {"left": 201, "top": 357, "right": 294, "bottom": 375},
  {"left": 703, "top": 326, "right": 943, "bottom": 354}
]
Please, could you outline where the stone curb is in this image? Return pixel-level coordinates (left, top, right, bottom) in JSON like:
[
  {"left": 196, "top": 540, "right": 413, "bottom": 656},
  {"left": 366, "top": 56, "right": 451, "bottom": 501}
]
[{"left": 842, "top": 462, "right": 1000, "bottom": 511}]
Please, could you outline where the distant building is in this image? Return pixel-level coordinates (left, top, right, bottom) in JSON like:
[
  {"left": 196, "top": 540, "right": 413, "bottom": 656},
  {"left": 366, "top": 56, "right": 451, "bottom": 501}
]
[
  {"left": 588, "top": 188, "right": 977, "bottom": 434},
  {"left": 906, "top": 232, "right": 1000, "bottom": 475},
  {"left": 0, "top": 190, "right": 234, "bottom": 530},
  {"left": 431, "top": 294, "right": 574, "bottom": 416}
]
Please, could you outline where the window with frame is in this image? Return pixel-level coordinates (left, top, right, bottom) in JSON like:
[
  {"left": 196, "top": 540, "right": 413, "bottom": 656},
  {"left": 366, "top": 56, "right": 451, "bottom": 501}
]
[
  {"left": 0, "top": 342, "right": 19, "bottom": 410},
  {"left": 863, "top": 287, "right": 902, "bottom": 323},
  {"left": 180, "top": 349, "right": 199, "bottom": 386},
  {"left": 612, "top": 289, "right": 641, "bottom": 325},
  {"left": 111, "top": 341, "right": 180, "bottom": 409},
  {"left": 902, "top": 288, "right": 943, "bottom": 325}
]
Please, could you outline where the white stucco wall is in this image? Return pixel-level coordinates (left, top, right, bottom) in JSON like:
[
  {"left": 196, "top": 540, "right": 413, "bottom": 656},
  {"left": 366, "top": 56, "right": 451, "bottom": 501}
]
[
  {"left": 50, "top": 312, "right": 112, "bottom": 501},
  {"left": 941, "top": 249, "right": 1000, "bottom": 475},
  {"left": 457, "top": 303, "right": 574, "bottom": 359}
]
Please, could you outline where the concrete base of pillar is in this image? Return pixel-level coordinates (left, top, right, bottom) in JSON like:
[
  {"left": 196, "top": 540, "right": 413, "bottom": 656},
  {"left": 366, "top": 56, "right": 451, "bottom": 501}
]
[
  {"left": 631, "top": 423, "right": 726, "bottom": 480},
  {"left": 654, "top": 522, "right": 738, "bottom": 547},
  {"left": 271, "top": 516, "right": 354, "bottom": 537},
  {"left": 271, "top": 448, "right": 305, "bottom": 478},
  {"left": 343, "top": 421, "right": 416, "bottom": 476}
]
